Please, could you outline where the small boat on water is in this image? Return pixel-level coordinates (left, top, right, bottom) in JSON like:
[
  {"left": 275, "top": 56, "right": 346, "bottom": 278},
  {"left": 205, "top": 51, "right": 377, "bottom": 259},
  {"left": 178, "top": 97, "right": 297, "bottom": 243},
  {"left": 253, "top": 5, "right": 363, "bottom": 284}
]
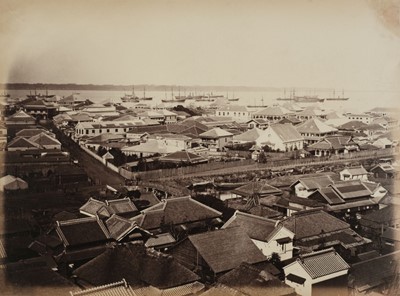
[{"left": 228, "top": 98, "right": 239, "bottom": 102}]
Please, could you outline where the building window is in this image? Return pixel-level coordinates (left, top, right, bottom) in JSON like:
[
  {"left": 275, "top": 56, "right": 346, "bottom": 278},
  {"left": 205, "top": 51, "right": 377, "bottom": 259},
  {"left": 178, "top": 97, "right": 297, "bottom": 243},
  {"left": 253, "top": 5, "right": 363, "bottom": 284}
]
[{"left": 115, "top": 129, "right": 119, "bottom": 132}]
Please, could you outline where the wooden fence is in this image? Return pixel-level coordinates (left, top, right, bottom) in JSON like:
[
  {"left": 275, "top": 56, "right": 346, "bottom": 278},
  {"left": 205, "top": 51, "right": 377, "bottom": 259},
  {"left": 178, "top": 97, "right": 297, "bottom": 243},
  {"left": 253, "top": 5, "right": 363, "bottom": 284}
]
[
  {"left": 120, "top": 148, "right": 396, "bottom": 181},
  {"left": 81, "top": 146, "right": 120, "bottom": 173}
]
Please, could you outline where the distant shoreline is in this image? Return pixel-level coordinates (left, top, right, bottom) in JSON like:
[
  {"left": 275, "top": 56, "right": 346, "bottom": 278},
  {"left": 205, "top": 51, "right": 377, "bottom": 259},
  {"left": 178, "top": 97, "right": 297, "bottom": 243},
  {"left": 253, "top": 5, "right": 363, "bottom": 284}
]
[{"left": 0, "top": 83, "right": 331, "bottom": 93}]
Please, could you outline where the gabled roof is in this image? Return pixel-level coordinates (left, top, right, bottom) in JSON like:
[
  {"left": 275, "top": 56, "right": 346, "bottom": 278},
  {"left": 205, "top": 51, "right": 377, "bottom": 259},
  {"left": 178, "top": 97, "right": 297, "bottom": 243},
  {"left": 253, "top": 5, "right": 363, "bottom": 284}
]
[
  {"left": 269, "top": 123, "right": 303, "bottom": 142},
  {"left": 233, "top": 128, "right": 264, "bottom": 142},
  {"left": 29, "top": 132, "right": 61, "bottom": 146},
  {"left": 80, "top": 198, "right": 111, "bottom": 218},
  {"left": 222, "top": 211, "right": 277, "bottom": 242},
  {"left": 218, "top": 262, "right": 295, "bottom": 296},
  {"left": 280, "top": 210, "right": 349, "bottom": 239},
  {"left": 55, "top": 217, "right": 110, "bottom": 247},
  {"left": 145, "top": 232, "right": 176, "bottom": 248},
  {"left": 296, "top": 118, "right": 338, "bottom": 134},
  {"left": 106, "top": 198, "right": 138, "bottom": 216},
  {"left": 329, "top": 180, "right": 372, "bottom": 199},
  {"left": 87, "top": 133, "right": 125, "bottom": 143},
  {"left": 297, "top": 106, "right": 326, "bottom": 117},
  {"left": 370, "top": 163, "right": 396, "bottom": 173},
  {"left": 308, "top": 136, "right": 356, "bottom": 151},
  {"left": 187, "top": 227, "right": 267, "bottom": 273},
  {"left": 132, "top": 196, "right": 222, "bottom": 230},
  {"left": 7, "top": 137, "right": 40, "bottom": 149},
  {"left": 70, "top": 279, "right": 136, "bottom": 296},
  {"left": 6, "top": 110, "right": 36, "bottom": 122},
  {"left": 74, "top": 243, "right": 200, "bottom": 289},
  {"left": 341, "top": 166, "right": 368, "bottom": 176},
  {"left": 311, "top": 187, "right": 345, "bottom": 205},
  {"left": 338, "top": 120, "right": 369, "bottom": 130},
  {"left": 290, "top": 175, "right": 334, "bottom": 190},
  {"left": 285, "top": 248, "right": 349, "bottom": 279},
  {"left": 350, "top": 250, "right": 400, "bottom": 292},
  {"left": 232, "top": 180, "right": 282, "bottom": 197},
  {"left": 199, "top": 127, "right": 233, "bottom": 138},
  {"left": 158, "top": 151, "right": 207, "bottom": 164},
  {"left": 105, "top": 215, "right": 147, "bottom": 241},
  {"left": 15, "top": 128, "right": 52, "bottom": 138},
  {"left": 253, "top": 106, "right": 293, "bottom": 116}
]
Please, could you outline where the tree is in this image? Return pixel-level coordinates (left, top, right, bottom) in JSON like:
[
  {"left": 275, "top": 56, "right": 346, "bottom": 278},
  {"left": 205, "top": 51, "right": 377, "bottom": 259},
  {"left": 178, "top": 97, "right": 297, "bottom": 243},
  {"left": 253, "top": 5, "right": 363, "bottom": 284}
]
[{"left": 258, "top": 150, "right": 267, "bottom": 163}]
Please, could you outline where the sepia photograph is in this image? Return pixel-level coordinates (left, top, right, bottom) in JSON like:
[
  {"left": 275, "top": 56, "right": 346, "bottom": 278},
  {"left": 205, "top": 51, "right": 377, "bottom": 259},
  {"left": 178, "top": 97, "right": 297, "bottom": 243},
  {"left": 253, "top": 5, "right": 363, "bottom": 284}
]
[{"left": 0, "top": 0, "right": 400, "bottom": 295}]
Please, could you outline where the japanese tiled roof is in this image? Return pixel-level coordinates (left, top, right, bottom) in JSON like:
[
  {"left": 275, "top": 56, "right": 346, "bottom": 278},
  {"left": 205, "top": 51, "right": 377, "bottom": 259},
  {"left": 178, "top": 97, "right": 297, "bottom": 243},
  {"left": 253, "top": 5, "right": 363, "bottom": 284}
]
[
  {"left": 280, "top": 210, "right": 349, "bottom": 239},
  {"left": 360, "top": 205, "right": 400, "bottom": 227},
  {"left": 6, "top": 110, "right": 36, "bottom": 122},
  {"left": 105, "top": 215, "right": 144, "bottom": 241},
  {"left": 73, "top": 243, "right": 200, "bottom": 289},
  {"left": 338, "top": 120, "right": 369, "bottom": 130},
  {"left": 70, "top": 279, "right": 136, "bottom": 296},
  {"left": 133, "top": 196, "right": 222, "bottom": 230},
  {"left": 342, "top": 166, "right": 368, "bottom": 176},
  {"left": 329, "top": 180, "right": 371, "bottom": 199},
  {"left": 350, "top": 250, "right": 400, "bottom": 292},
  {"left": 15, "top": 128, "right": 51, "bottom": 138},
  {"left": 232, "top": 180, "right": 282, "bottom": 197},
  {"left": 145, "top": 233, "right": 176, "bottom": 248},
  {"left": 222, "top": 211, "right": 277, "bottom": 242},
  {"left": 294, "top": 248, "right": 349, "bottom": 279},
  {"left": 217, "top": 262, "right": 295, "bottom": 296},
  {"left": 55, "top": 217, "right": 110, "bottom": 247},
  {"left": 29, "top": 132, "right": 61, "bottom": 146},
  {"left": 308, "top": 135, "right": 356, "bottom": 150},
  {"left": 290, "top": 175, "right": 334, "bottom": 190},
  {"left": 7, "top": 137, "right": 40, "bottom": 149},
  {"left": 187, "top": 227, "right": 267, "bottom": 274}
]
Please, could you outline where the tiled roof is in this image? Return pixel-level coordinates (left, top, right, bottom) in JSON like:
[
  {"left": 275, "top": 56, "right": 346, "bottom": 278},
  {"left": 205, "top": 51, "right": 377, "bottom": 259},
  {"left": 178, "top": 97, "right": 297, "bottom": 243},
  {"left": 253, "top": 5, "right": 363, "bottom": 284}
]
[
  {"left": 270, "top": 123, "right": 303, "bottom": 142},
  {"left": 370, "top": 163, "right": 396, "bottom": 173},
  {"left": 55, "top": 217, "right": 110, "bottom": 246},
  {"left": 338, "top": 120, "right": 369, "bottom": 130},
  {"left": 350, "top": 250, "right": 400, "bottom": 292},
  {"left": 381, "top": 227, "right": 400, "bottom": 241},
  {"left": 342, "top": 166, "right": 368, "bottom": 176},
  {"left": 7, "top": 137, "right": 40, "bottom": 149},
  {"left": 280, "top": 210, "right": 349, "bottom": 239},
  {"left": 329, "top": 180, "right": 371, "bottom": 199},
  {"left": 199, "top": 127, "right": 233, "bottom": 138},
  {"left": 29, "top": 132, "right": 61, "bottom": 146},
  {"left": 293, "top": 248, "right": 349, "bottom": 279},
  {"left": 233, "top": 128, "right": 264, "bottom": 142},
  {"left": 15, "top": 128, "right": 52, "bottom": 138},
  {"left": 308, "top": 136, "right": 356, "bottom": 150},
  {"left": 134, "top": 196, "right": 222, "bottom": 230},
  {"left": 253, "top": 106, "right": 293, "bottom": 116},
  {"left": 187, "top": 227, "right": 267, "bottom": 273},
  {"left": 360, "top": 205, "right": 400, "bottom": 227},
  {"left": 159, "top": 151, "right": 207, "bottom": 164},
  {"left": 106, "top": 198, "right": 138, "bottom": 215},
  {"left": 218, "top": 262, "right": 295, "bottom": 296},
  {"left": 145, "top": 233, "right": 176, "bottom": 248},
  {"left": 232, "top": 180, "right": 282, "bottom": 197},
  {"left": 80, "top": 198, "right": 111, "bottom": 218},
  {"left": 6, "top": 110, "right": 36, "bottom": 122},
  {"left": 312, "top": 187, "right": 345, "bottom": 205},
  {"left": 105, "top": 215, "right": 143, "bottom": 241},
  {"left": 222, "top": 211, "right": 277, "bottom": 242},
  {"left": 296, "top": 118, "right": 338, "bottom": 134},
  {"left": 74, "top": 243, "right": 200, "bottom": 289},
  {"left": 70, "top": 279, "right": 136, "bottom": 296},
  {"left": 291, "top": 175, "right": 334, "bottom": 190},
  {"left": 218, "top": 105, "right": 248, "bottom": 112}
]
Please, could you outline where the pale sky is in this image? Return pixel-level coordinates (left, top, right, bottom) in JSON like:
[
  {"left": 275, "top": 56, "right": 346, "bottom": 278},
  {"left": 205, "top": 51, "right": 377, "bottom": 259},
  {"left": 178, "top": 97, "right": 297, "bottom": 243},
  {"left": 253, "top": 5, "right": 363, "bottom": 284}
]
[{"left": 1, "top": 0, "right": 399, "bottom": 90}]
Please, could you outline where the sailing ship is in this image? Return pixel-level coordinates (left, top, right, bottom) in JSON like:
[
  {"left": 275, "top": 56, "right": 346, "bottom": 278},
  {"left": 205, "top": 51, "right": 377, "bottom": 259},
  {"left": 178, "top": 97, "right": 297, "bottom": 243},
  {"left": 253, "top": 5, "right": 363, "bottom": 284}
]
[
  {"left": 139, "top": 86, "right": 153, "bottom": 101},
  {"left": 325, "top": 90, "right": 349, "bottom": 101},
  {"left": 0, "top": 90, "right": 10, "bottom": 98},
  {"left": 121, "top": 85, "right": 140, "bottom": 102},
  {"left": 162, "top": 87, "right": 186, "bottom": 103},
  {"left": 227, "top": 92, "right": 239, "bottom": 102},
  {"left": 276, "top": 89, "right": 294, "bottom": 101}
]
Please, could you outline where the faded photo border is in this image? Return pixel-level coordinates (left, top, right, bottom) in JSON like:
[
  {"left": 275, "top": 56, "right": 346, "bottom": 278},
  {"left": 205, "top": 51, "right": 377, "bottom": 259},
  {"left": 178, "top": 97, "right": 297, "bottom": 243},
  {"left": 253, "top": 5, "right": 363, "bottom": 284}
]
[{"left": 1, "top": 0, "right": 400, "bottom": 295}]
